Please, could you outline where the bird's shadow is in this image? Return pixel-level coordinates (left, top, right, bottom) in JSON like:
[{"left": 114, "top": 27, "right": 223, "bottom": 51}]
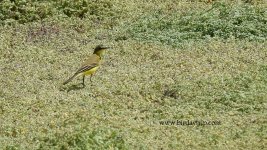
[{"left": 60, "top": 83, "right": 85, "bottom": 92}]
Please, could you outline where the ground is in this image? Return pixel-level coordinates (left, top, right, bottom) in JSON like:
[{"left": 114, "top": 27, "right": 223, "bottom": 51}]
[{"left": 0, "top": 0, "right": 266, "bottom": 149}]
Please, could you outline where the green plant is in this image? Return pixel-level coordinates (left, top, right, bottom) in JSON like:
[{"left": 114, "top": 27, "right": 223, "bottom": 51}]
[
  {"left": 0, "top": 0, "right": 54, "bottom": 24},
  {"left": 0, "top": 0, "right": 115, "bottom": 24},
  {"left": 125, "top": 2, "right": 266, "bottom": 47}
]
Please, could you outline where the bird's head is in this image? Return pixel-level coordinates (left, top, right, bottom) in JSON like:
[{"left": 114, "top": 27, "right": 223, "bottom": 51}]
[{"left": 93, "top": 44, "right": 110, "bottom": 57}]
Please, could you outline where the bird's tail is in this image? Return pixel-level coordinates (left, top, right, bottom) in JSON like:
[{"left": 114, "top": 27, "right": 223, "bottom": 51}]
[{"left": 63, "top": 74, "right": 78, "bottom": 85}]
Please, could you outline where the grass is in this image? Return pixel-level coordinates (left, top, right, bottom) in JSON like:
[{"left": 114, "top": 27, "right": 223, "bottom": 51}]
[
  {"left": 0, "top": 0, "right": 267, "bottom": 149},
  {"left": 121, "top": 1, "right": 267, "bottom": 47}
]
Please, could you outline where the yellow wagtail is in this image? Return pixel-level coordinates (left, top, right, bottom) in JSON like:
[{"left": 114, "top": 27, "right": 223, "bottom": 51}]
[{"left": 63, "top": 44, "right": 110, "bottom": 86}]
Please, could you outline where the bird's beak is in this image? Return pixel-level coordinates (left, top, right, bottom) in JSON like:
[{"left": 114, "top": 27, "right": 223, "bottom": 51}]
[{"left": 103, "top": 47, "right": 111, "bottom": 49}]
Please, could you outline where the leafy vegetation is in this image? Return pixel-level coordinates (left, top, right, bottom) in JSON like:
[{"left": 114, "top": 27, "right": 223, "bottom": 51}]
[
  {"left": 0, "top": 0, "right": 114, "bottom": 24},
  {"left": 36, "top": 127, "right": 126, "bottom": 149},
  {"left": 125, "top": 2, "right": 267, "bottom": 47}
]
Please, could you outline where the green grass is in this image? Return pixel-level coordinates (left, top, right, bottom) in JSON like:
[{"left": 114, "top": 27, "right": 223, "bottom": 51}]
[
  {"left": 0, "top": 0, "right": 267, "bottom": 149},
  {"left": 121, "top": 2, "right": 267, "bottom": 47}
]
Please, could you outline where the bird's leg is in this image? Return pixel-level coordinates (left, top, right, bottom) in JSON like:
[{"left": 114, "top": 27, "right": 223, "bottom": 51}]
[
  {"left": 82, "top": 75, "right": 85, "bottom": 87},
  {"left": 90, "top": 75, "right": 93, "bottom": 82}
]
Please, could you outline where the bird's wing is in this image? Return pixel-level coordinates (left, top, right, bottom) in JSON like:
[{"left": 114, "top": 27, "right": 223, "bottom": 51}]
[
  {"left": 74, "top": 54, "right": 100, "bottom": 75},
  {"left": 74, "top": 63, "right": 98, "bottom": 75}
]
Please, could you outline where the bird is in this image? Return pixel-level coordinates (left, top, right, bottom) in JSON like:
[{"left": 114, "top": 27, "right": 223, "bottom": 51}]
[{"left": 63, "top": 44, "right": 110, "bottom": 86}]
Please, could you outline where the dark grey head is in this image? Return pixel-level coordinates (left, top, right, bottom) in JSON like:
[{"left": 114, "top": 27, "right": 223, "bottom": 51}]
[
  {"left": 93, "top": 44, "right": 110, "bottom": 55},
  {"left": 94, "top": 44, "right": 109, "bottom": 52}
]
